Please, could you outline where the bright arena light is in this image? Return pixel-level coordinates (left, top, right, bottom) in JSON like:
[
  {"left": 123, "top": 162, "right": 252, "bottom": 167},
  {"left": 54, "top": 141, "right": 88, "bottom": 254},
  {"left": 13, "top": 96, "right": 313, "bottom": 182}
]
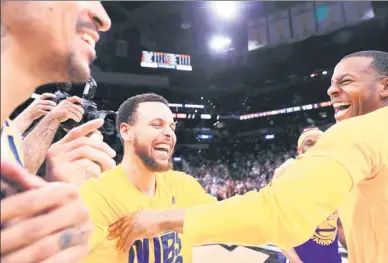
[
  {"left": 211, "top": 1, "right": 238, "bottom": 20},
  {"left": 209, "top": 35, "right": 231, "bottom": 51}
]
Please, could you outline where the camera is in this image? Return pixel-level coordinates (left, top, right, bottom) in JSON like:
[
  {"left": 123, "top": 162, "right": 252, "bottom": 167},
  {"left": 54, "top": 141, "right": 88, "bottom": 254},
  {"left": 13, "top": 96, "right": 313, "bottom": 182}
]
[{"left": 52, "top": 78, "right": 117, "bottom": 135}]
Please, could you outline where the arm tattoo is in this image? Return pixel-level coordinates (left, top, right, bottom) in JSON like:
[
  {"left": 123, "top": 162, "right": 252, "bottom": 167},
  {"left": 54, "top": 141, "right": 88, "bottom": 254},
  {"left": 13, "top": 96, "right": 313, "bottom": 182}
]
[{"left": 22, "top": 116, "right": 60, "bottom": 174}]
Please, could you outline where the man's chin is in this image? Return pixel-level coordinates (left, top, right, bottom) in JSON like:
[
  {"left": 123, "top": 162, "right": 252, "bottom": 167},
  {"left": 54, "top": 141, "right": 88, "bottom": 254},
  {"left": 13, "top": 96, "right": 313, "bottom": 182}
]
[
  {"left": 150, "top": 160, "right": 172, "bottom": 172},
  {"left": 67, "top": 58, "right": 92, "bottom": 84}
]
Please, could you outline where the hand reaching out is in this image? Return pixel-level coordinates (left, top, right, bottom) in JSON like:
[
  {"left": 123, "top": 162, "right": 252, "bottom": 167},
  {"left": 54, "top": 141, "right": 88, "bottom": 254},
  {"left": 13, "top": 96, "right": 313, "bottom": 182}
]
[
  {"left": 45, "top": 119, "right": 116, "bottom": 187},
  {"left": 107, "top": 210, "right": 164, "bottom": 252}
]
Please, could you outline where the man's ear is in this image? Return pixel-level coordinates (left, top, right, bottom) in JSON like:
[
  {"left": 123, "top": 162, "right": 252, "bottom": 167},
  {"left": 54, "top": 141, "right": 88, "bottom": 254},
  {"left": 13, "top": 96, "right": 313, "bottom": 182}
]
[
  {"left": 381, "top": 76, "right": 388, "bottom": 99},
  {"left": 297, "top": 146, "right": 302, "bottom": 155},
  {"left": 119, "top": 123, "right": 132, "bottom": 141}
]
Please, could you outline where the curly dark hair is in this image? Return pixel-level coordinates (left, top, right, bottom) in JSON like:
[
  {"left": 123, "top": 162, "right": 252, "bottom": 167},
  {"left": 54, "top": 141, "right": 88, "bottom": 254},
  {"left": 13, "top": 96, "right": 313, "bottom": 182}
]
[{"left": 116, "top": 93, "right": 169, "bottom": 132}]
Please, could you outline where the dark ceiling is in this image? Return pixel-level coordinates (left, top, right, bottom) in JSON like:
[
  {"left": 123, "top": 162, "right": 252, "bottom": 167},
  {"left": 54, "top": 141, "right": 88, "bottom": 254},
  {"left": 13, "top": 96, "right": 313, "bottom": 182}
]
[
  {"left": 94, "top": 1, "right": 388, "bottom": 100},
  {"left": 119, "top": 2, "right": 149, "bottom": 12}
]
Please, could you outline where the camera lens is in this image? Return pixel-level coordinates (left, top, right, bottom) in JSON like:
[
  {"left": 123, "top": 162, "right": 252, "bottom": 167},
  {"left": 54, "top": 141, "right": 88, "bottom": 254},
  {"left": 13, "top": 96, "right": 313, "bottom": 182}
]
[{"left": 95, "top": 111, "right": 116, "bottom": 135}]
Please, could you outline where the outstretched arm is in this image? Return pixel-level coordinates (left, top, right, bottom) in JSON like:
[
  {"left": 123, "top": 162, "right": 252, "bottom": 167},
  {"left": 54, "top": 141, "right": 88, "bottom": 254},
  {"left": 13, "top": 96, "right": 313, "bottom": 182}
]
[
  {"left": 107, "top": 157, "right": 353, "bottom": 251},
  {"left": 181, "top": 157, "right": 352, "bottom": 248}
]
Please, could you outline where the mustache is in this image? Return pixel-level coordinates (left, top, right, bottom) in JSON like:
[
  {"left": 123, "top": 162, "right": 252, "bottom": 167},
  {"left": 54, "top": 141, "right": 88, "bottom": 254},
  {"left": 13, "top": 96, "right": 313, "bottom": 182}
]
[{"left": 76, "top": 20, "right": 99, "bottom": 34}]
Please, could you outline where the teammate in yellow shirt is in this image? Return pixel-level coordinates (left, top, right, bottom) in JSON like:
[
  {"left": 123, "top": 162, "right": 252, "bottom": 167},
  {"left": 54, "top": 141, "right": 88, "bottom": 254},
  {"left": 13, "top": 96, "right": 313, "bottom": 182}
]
[
  {"left": 109, "top": 50, "right": 388, "bottom": 263},
  {"left": 80, "top": 93, "right": 215, "bottom": 263}
]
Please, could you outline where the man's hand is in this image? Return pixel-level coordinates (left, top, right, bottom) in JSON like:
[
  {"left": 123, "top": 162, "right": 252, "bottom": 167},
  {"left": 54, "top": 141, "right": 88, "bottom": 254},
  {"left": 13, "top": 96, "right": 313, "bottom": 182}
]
[
  {"left": 107, "top": 210, "right": 164, "bottom": 252},
  {"left": 13, "top": 93, "right": 57, "bottom": 134},
  {"left": 47, "top": 96, "right": 84, "bottom": 123},
  {"left": 45, "top": 119, "right": 116, "bottom": 187},
  {"left": 1, "top": 159, "right": 46, "bottom": 197},
  {"left": 0, "top": 160, "right": 93, "bottom": 263},
  {"left": 26, "top": 93, "right": 57, "bottom": 121},
  {"left": 1, "top": 184, "right": 93, "bottom": 263}
]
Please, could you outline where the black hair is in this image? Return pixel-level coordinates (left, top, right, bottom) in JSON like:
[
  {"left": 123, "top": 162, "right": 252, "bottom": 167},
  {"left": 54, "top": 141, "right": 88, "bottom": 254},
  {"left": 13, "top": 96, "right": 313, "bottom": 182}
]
[
  {"left": 116, "top": 93, "right": 169, "bottom": 132},
  {"left": 343, "top": 50, "right": 388, "bottom": 76}
]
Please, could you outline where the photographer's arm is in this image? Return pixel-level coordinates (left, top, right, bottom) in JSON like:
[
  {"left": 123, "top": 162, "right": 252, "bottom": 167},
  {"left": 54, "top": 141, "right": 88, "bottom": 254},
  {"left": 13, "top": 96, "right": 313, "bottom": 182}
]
[
  {"left": 13, "top": 110, "right": 36, "bottom": 135},
  {"left": 22, "top": 115, "right": 60, "bottom": 174},
  {"left": 22, "top": 96, "right": 84, "bottom": 174}
]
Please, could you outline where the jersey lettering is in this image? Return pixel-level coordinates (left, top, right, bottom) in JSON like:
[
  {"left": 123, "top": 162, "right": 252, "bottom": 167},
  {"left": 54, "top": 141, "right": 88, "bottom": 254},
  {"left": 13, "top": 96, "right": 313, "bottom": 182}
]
[
  {"left": 128, "top": 232, "right": 183, "bottom": 263},
  {"left": 311, "top": 213, "right": 338, "bottom": 246}
]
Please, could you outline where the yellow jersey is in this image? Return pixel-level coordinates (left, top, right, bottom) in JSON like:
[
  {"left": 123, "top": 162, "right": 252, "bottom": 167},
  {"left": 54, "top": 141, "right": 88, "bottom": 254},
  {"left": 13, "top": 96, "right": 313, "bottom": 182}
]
[
  {"left": 183, "top": 106, "right": 388, "bottom": 263},
  {"left": 80, "top": 165, "right": 215, "bottom": 263},
  {"left": 273, "top": 158, "right": 340, "bottom": 249},
  {"left": 1, "top": 119, "right": 24, "bottom": 166}
]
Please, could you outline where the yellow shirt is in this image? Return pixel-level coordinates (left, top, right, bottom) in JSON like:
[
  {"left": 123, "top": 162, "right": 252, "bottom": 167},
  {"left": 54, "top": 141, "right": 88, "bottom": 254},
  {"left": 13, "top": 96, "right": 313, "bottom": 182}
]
[
  {"left": 183, "top": 106, "right": 388, "bottom": 263},
  {"left": 80, "top": 165, "right": 215, "bottom": 263},
  {"left": 273, "top": 159, "right": 339, "bottom": 248},
  {"left": 1, "top": 119, "right": 24, "bottom": 165}
]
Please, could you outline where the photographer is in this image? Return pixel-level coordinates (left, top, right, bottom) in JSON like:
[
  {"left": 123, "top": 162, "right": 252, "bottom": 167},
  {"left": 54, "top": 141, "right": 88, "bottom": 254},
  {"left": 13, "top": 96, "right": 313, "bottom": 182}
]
[{"left": 1, "top": 1, "right": 112, "bottom": 262}]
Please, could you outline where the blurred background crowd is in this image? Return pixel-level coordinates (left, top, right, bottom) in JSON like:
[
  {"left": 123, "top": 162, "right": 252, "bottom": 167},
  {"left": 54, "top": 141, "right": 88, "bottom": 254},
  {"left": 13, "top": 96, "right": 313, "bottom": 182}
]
[{"left": 178, "top": 137, "right": 296, "bottom": 200}]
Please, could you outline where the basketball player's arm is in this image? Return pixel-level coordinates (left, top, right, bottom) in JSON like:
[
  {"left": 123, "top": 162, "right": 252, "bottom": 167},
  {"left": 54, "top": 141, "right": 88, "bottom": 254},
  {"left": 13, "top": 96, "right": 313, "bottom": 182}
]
[
  {"left": 22, "top": 115, "right": 60, "bottom": 174},
  {"left": 337, "top": 218, "right": 347, "bottom": 251},
  {"left": 156, "top": 156, "right": 363, "bottom": 248}
]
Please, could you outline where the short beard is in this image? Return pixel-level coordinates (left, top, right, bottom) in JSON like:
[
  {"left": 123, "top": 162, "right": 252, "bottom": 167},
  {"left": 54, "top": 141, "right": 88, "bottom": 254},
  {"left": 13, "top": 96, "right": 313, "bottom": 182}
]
[
  {"left": 133, "top": 137, "right": 172, "bottom": 172},
  {"left": 67, "top": 52, "right": 94, "bottom": 83}
]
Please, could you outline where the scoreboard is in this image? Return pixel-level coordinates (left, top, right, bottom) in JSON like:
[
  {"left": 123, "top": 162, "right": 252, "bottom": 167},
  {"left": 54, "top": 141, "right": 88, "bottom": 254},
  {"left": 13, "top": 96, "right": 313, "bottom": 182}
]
[{"left": 141, "top": 51, "right": 192, "bottom": 71}]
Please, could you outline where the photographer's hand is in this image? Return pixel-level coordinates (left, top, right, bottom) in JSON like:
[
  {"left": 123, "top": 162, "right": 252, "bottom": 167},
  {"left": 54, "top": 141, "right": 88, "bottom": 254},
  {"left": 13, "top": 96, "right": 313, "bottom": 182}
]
[
  {"left": 13, "top": 93, "right": 57, "bottom": 134},
  {"left": 48, "top": 96, "right": 84, "bottom": 123},
  {"left": 45, "top": 119, "right": 116, "bottom": 187}
]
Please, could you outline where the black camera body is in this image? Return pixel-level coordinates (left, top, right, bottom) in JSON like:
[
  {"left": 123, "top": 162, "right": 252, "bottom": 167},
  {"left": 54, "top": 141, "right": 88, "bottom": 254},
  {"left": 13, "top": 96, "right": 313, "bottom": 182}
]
[{"left": 53, "top": 78, "right": 116, "bottom": 135}]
